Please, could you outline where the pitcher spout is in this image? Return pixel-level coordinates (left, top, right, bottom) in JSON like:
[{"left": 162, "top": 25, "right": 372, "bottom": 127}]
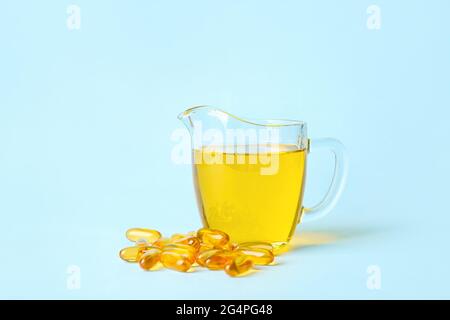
[
  {"left": 177, "top": 105, "right": 231, "bottom": 133},
  {"left": 177, "top": 105, "right": 307, "bottom": 154}
]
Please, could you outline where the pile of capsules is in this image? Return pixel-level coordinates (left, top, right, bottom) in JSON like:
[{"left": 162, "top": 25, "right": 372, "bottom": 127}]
[{"left": 119, "top": 228, "right": 275, "bottom": 277}]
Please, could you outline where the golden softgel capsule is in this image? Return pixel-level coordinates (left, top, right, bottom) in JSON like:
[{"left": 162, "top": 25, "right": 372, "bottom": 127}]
[
  {"left": 172, "top": 235, "right": 201, "bottom": 251},
  {"left": 126, "top": 228, "right": 161, "bottom": 244},
  {"left": 152, "top": 237, "right": 169, "bottom": 249},
  {"left": 138, "top": 248, "right": 162, "bottom": 270},
  {"left": 225, "top": 255, "right": 254, "bottom": 277},
  {"left": 236, "top": 247, "right": 274, "bottom": 265},
  {"left": 198, "top": 242, "right": 215, "bottom": 253},
  {"left": 164, "top": 243, "right": 197, "bottom": 254},
  {"left": 238, "top": 242, "right": 273, "bottom": 252},
  {"left": 160, "top": 250, "right": 192, "bottom": 272},
  {"left": 119, "top": 246, "right": 154, "bottom": 262},
  {"left": 196, "top": 249, "right": 222, "bottom": 267},
  {"left": 197, "top": 228, "right": 230, "bottom": 247},
  {"left": 163, "top": 244, "right": 196, "bottom": 264},
  {"left": 204, "top": 251, "right": 235, "bottom": 270}
]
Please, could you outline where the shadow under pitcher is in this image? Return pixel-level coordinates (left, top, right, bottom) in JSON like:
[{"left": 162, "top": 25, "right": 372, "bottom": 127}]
[{"left": 179, "top": 106, "right": 348, "bottom": 250}]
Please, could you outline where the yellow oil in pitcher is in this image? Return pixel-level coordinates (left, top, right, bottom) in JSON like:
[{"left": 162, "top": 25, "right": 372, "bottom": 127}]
[{"left": 193, "top": 144, "right": 307, "bottom": 247}]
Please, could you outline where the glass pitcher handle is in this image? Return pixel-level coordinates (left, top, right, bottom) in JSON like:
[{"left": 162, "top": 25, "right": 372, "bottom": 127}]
[{"left": 301, "top": 138, "right": 349, "bottom": 223}]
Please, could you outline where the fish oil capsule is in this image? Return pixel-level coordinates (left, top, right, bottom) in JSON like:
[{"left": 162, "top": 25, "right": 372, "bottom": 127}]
[
  {"left": 152, "top": 237, "right": 169, "bottom": 249},
  {"left": 138, "top": 248, "right": 162, "bottom": 270},
  {"left": 196, "top": 249, "right": 222, "bottom": 267},
  {"left": 236, "top": 247, "right": 274, "bottom": 265},
  {"left": 204, "top": 251, "right": 235, "bottom": 270},
  {"left": 238, "top": 242, "right": 273, "bottom": 252},
  {"left": 160, "top": 250, "right": 192, "bottom": 272},
  {"left": 170, "top": 233, "right": 187, "bottom": 242},
  {"left": 225, "top": 255, "right": 254, "bottom": 277},
  {"left": 163, "top": 244, "right": 196, "bottom": 264},
  {"left": 222, "top": 242, "right": 239, "bottom": 251},
  {"left": 197, "top": 228, "right": 230, "bottom": 247},
  {"left": 164, "top": 243, "right": 197, "bottom": 254},
  {"left": 126, "top": 228, "right": 161, "bottom": 244},
  {"left": 172, "top": 236, "right": 201, "bottom": 251},
  {"left": 119, "top": 246, "right": 154, "bottom": 262},
  {"left": 199, "top": 242, "right": 215, "bottom": 253}
]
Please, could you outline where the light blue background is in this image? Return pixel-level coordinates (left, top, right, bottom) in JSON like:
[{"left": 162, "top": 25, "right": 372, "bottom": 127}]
[{"left": 1, "top": 0, "right": 449, "bottom": 299}]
